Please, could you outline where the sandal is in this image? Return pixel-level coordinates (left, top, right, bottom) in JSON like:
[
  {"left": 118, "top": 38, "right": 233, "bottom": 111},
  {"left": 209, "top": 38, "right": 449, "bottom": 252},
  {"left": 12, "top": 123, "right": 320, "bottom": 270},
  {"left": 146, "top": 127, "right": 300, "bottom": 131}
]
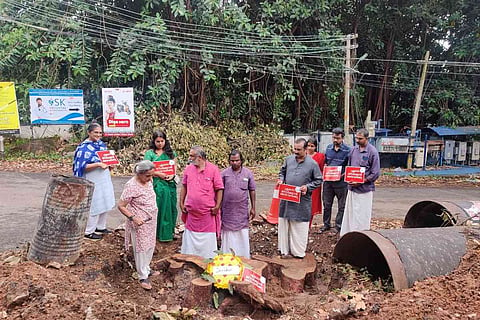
[
  {"left": 95, "top": 228, "right": 112, "bottom": 234},
  {"left": 139, "top": 279, "right": 152, "bottom": 290},
  {"left": 84, "top": 233, "right": 103, "bottom": 241}
]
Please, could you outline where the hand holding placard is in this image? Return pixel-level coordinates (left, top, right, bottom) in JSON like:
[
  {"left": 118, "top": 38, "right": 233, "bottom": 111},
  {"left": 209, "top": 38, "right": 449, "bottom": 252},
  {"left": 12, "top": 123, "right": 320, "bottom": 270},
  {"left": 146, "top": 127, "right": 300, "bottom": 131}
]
[
  {"left": 278, "top": 184, "right": 301, "bottom": 203},
  {"left": 323, "top": 166, "right": 342, "bottom": 181},
  {"left": 96, "top": 150, "right": 119, "bottom": 166},
  {"left": 344, "top": 166, "right": 365, "bottom": 183},
  {"left": 153, "top": 160, "right": 176, "bottom": 175}
]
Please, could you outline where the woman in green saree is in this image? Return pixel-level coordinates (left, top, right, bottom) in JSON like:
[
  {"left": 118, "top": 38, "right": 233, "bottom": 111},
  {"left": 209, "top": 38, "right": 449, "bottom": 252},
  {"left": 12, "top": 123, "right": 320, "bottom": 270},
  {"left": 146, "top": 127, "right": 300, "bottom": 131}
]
[{"left": 144, "top": 131, "right": 178, "bottom": 242}]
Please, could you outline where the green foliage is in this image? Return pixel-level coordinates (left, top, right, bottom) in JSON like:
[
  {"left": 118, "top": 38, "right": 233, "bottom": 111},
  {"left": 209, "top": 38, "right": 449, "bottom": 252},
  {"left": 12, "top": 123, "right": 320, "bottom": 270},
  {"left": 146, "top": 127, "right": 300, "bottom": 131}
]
[
  {"left": 166, "top": 114, "right": 231, "bottom": 168},
  {"left": 337, "top": 264, "right": 394, "bottom": 293},
  {"left": 345, "top": 0, "right": 480, "bottom": 129},
  {"left": 200, "top": 273, "right": 215, "bottom": 283},
  {"left": 3, "top": 136, "right": 71, "bottom": 160},
  {"left": 0, "top": 0, "right": 478, "bottom": 135},
  {"left": 217, "top": 120, "right": 291, "bottom": 164},
  {"left": 112, "top": 111, "right": 290, "bottom": 174},
  {"left": 0, "top": 0, "right": 348, "bottom": 132}
]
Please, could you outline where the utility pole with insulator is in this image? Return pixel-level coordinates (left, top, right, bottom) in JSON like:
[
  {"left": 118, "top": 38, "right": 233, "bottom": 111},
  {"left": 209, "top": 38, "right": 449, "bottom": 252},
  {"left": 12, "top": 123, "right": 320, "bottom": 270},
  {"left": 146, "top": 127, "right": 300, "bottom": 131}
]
[{"left": 407, "top": 51, "right": 430, "bottom": 169}]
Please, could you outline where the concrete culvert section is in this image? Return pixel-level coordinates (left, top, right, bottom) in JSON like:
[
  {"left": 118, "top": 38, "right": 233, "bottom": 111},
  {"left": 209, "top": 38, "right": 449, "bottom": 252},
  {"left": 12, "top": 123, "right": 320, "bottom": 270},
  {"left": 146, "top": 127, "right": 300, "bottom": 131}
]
[
  {"left": 333, "top": 227, "right": 467, "bottom": 291},
  {"left": 404, "top": 200, "right": 480, "bottom": 228}
]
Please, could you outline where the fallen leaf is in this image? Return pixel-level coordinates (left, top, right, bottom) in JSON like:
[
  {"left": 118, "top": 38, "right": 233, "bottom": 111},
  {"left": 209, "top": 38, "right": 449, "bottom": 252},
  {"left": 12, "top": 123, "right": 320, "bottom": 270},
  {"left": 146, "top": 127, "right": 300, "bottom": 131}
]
[{"left": 3, "top": 256, "right": 21, "bottom": 265}]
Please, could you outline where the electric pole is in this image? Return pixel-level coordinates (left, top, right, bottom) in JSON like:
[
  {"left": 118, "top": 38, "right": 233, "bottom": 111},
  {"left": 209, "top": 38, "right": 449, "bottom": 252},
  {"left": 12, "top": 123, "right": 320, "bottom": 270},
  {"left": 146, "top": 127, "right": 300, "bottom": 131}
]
[
  {"left": 407, "top": 50, "right": 430, "bottom": 169},
  {"left": 344, "top": 34, "right": 358, "bottom": 145}
]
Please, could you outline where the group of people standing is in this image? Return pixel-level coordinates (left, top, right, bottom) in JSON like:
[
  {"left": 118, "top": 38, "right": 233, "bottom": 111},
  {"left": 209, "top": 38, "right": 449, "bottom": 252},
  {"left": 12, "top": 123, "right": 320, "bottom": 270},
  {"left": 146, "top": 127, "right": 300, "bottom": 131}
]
[
  {"left": 179, "top": 147, "right": 256, "bottom": 260},
  {"left": 73, "top": 124, "right": 178, "bottom": 289},
  {"left": 72, "top": 123, "right": 379, "bottom": 289},
  {"left": 276, "top": 127, "right": 380, "bottom": 259},
  {"left": 72, "top": 123, "right": 256, "bottom": 289}
]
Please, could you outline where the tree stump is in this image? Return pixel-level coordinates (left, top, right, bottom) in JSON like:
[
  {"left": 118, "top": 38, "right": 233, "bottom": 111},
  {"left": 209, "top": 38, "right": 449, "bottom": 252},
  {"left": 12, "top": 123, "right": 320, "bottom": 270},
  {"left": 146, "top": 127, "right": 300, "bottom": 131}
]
[
  {"left": 171, "top": 253, "right": 207, "bottom": 270},
  {"left": 240, "top": 258, "right": 268, "bottom": 277},
  {"left": 252, "top": 253, "right": 317, "bottom": 292},
  {"left": 167, "top": 258, "right": 184, "bottom": 276},
  {"left": 153, "top": 257, "right": 170, "bottom": 271},
  {"left": 184, "top": 278, "right": 212, "bottom": 308},
  {"left": 281, "top": 268, "right": 305, "bottom": 293},
  {"left": 230, "top": 280, "right": 285, "bottom": 313},
  {"left": 302, "top": 253, "right": 317, "bottom": 287}
]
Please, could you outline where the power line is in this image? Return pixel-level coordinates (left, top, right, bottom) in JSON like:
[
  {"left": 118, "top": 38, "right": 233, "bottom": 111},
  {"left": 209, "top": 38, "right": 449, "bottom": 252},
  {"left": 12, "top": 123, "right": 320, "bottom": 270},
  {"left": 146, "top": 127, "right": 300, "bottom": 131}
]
[
  {"left": 0, "top": 16, "right": 342, "bottom": 82},
  {"left": 3, "top": 0, "right": 346, "bottom": 65},
  {"left": 2, "top": 0, "right": 478, "bottom": 94},
  {"left": 2, "top": 14, "right": 473, "bottom": 93},
  {"left": 2, "top": 1, "right": 347, "bottom": 73},
  {"left": 76, "top": 0, "right": 349, "bottom": 41},
  {"left": 426, "top": 70, "right": 480, "bottom": 76},
  {"left": 5, "top": 0, "right": 480, "bottom": 68},
  {"left": 4, "top": 0, "right": 347, "bottom": 45},
  {"left": 426, "top": 61, "right": 480, "bottom": 68}
]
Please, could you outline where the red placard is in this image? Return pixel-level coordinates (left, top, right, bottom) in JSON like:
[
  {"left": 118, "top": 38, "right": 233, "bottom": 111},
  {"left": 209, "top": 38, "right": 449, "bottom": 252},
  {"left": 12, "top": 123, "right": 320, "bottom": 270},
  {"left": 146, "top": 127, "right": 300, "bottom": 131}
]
[
  {"left": 96, "top": 150, "right": 119, "bottom": 166},
  {"left": 277, "top": 184, "right": 301, "bottom": 203},
  {"left": 344, "top": 166, "right": 365, "bottom": 183},
  {"left": 153, "top": 160, "right": 176, "bottom": 175},
  {"left": 323, "top": 166, "right": 342, "bottom": 181},
  {"left": 242, "top": 268, "right": 266, "bottom": 293}
]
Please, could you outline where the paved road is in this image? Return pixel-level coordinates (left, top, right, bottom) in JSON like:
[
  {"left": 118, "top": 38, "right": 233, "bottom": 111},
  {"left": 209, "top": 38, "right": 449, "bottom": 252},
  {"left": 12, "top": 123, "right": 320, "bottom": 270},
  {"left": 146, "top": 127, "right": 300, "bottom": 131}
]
[{"left": 0, "top": 171, "right": 478, "bottom": 251}]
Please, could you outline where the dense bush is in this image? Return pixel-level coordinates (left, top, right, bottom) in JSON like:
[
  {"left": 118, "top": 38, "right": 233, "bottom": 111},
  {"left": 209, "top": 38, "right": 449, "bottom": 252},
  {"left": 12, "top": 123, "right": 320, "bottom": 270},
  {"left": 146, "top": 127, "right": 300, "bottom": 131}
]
[{"left": 113, "top": 111, "right": 291, "bottom": 175}]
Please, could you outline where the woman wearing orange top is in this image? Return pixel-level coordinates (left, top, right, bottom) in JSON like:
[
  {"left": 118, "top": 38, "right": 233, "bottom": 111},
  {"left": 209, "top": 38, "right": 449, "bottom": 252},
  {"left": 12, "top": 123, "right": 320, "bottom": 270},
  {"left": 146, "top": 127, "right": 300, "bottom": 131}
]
[{"left": 307, "top": 137, "right": 325, "bottom": 227}]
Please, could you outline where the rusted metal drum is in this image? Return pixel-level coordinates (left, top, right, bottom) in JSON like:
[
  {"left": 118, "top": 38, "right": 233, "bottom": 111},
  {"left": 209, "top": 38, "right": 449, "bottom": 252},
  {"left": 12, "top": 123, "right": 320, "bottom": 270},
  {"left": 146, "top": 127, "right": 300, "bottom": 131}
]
[
  {"left": 333, "top": 227, "right": 467, "bottom": 291},
  {"left": 403, "top": 200, "right": 480, "bottom": 228},
  {"left": 27, "top": 175, "right": 94, "bottom": 265}
]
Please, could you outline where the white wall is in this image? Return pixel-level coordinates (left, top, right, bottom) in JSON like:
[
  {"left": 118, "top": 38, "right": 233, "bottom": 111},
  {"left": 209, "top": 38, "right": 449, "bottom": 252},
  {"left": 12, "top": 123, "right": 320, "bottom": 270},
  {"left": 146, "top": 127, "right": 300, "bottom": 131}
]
[{"left": 17, "top": 125, "right": 73, "bottom": 140}]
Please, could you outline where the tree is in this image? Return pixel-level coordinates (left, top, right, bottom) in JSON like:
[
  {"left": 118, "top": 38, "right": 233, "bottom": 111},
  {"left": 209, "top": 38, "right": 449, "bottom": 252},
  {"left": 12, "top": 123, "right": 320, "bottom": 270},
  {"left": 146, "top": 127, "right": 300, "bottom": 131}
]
[
  {"left": 0, "top": 0, "right": 478, "bottom": 132},
  {"left": 338, "top": 0, "right": 479, "bottom": 129}
]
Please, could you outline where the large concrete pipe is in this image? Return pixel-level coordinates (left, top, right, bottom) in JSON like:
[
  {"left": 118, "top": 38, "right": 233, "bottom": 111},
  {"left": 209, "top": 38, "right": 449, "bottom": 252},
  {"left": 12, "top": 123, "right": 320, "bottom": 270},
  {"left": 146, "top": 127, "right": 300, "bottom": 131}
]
[
  {"left": 28, "top": 175, "right": 94, "bottom": 265},
  {"left": 403, "top": 200, "right": 480, "bottom": 228},
  {"left": 333, "top": 227, "right": 467, "bottom": 291}
]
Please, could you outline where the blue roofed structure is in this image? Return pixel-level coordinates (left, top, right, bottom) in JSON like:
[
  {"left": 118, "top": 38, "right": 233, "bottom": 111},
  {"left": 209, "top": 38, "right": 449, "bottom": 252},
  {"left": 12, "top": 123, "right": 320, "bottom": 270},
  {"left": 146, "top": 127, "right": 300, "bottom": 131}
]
[
  {"left": 423, "top": 126, "right": 464, "bottom": 136},
  {"left": 422, "top": 126, "right": 480, "bottom": 137},
  {"left": 455, "top": 126, "right": 480, "bottom": 136}
]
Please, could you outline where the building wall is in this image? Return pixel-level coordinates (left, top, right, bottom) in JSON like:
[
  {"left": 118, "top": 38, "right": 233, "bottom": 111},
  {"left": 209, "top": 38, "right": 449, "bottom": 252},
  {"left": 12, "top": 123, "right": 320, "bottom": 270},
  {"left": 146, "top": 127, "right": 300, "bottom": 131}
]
[{"left": 17, "top": 125, "right": 73, "bottom": 140}]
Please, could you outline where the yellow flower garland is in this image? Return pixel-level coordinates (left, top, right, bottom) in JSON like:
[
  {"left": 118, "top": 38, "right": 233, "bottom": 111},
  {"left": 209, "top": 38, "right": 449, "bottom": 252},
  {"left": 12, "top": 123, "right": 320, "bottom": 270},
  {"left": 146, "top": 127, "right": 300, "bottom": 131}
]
[{"left": 205, "top": 253, "right": 244, "bottom": 289}]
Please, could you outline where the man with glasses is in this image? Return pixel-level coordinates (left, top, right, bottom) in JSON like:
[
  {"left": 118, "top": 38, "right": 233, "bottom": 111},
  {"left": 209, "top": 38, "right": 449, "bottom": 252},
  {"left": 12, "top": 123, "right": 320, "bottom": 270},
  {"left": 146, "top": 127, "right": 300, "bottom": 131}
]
[
  {"left": 180, "top": 146, "right": 224, "bottom": 258},
  {"left": 319, "top": 127, "right": 350, "bottom": 234},
  {"left": 340, "top": 128, "right": 380, "bottom": 237}
]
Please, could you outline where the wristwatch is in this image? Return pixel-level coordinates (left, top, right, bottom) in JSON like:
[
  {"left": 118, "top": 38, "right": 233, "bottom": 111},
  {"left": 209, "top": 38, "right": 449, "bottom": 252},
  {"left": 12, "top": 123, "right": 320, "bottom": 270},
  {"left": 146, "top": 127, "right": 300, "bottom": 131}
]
[{"left": 128, "top": 215, "right": 135, "bottom": 221}]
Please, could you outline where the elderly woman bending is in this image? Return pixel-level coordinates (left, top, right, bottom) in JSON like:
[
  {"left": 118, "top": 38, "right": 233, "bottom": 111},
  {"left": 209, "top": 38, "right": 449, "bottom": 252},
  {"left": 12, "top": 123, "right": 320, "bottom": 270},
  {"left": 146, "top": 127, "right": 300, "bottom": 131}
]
[{"left": 118, "top": 160, "right": 159, "bottom": 290}]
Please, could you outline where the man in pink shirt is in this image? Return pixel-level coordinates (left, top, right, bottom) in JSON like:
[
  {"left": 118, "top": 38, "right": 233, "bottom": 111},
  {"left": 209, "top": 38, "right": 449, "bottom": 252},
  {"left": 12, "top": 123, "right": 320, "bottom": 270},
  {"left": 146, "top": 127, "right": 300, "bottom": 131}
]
[{"left": 180, "top": 146, "right": 224, "bottom": 258}]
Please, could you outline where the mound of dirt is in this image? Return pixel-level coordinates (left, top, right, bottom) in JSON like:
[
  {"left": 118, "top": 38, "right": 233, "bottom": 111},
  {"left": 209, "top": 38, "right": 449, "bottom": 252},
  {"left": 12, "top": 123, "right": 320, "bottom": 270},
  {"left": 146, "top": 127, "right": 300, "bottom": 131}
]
[{"left": 1, "top": 221, "right": 479, "bottom": 319}]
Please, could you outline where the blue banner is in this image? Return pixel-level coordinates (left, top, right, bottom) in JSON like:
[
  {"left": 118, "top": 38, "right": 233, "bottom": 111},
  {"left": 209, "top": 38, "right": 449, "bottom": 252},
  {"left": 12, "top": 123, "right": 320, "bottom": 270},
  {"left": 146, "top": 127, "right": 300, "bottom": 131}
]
[{"left": 29, "top": 89, "right": 85, "bottom": 125}]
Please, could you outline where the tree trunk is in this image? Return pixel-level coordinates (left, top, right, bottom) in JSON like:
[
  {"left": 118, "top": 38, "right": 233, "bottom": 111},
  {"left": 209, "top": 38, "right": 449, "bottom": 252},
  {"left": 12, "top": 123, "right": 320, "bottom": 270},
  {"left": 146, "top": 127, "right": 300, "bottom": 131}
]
[
  {"left": 230, "top": 281, "right": 286, "bottom": 313},
  {"left": 184, "top": 278, "right": 212, "bottom": 308},
  {"left": 374, "top": 31, "right": 395, "bottom": 126}
]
